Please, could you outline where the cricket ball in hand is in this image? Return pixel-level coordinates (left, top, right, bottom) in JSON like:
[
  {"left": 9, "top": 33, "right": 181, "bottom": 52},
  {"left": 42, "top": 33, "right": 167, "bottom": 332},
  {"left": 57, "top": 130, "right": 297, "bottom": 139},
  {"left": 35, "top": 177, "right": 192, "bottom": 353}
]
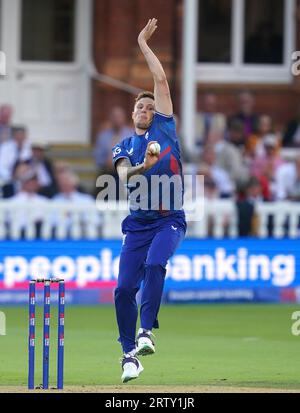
[{"left": 149, "top": 142, "right": 161, "bottom": 156}]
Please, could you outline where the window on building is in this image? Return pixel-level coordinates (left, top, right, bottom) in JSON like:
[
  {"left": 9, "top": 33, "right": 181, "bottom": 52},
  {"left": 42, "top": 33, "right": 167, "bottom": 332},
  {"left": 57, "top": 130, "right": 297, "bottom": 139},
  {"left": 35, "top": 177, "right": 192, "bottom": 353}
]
[
  {"left": 244, "top": 0, "right": 284, "bottom": 64},
  {"left": 198, "top": 0, "right": 232, "bottom": 63},
  {"left": 196, "top": 0, "right": 294, "bottom": 83},
  {"left": 21, "top": 0, "right": 75, "bottom": 62}
]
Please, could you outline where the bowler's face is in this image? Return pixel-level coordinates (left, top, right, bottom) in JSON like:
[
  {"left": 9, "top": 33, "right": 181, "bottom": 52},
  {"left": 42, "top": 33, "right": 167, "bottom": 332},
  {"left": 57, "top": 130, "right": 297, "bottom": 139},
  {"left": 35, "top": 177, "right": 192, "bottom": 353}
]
[{"left": 132, "top": 98, "right": 155, "bottom": 130}]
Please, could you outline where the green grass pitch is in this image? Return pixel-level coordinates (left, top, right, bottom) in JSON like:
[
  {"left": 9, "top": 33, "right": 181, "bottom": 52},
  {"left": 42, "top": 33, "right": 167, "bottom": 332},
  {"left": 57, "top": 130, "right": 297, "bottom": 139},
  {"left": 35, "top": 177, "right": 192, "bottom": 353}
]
[{"left": 0, "top": 304, "right": 300, "bottom": 390}]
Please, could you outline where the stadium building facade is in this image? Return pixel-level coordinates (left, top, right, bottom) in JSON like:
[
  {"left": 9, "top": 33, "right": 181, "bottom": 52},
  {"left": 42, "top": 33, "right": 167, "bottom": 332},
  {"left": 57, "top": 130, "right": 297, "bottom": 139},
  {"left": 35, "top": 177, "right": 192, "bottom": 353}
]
[{"left": 0, "top": 0, "right": 299, "bottom": 146}]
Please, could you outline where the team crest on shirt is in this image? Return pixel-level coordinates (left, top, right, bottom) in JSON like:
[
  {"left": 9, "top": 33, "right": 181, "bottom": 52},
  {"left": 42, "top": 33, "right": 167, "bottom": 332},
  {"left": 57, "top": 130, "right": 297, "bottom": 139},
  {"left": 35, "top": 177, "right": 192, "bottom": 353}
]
[
  {"left": 145, "top": 132, "right": 149, "bottom": 140},
  {"left": 113, "top": 147, "right": 121, "bottom": 158}
]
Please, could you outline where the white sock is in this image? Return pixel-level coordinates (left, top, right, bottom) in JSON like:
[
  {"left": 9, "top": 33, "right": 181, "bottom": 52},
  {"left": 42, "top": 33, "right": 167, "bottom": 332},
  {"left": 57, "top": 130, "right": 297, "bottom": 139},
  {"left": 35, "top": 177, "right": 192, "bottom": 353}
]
[
  {"left": 138, "top": 328, "right": 151, "bottom": 335},
  {"left": 124, "top": 349, "right": 137, "bottom": 358}
]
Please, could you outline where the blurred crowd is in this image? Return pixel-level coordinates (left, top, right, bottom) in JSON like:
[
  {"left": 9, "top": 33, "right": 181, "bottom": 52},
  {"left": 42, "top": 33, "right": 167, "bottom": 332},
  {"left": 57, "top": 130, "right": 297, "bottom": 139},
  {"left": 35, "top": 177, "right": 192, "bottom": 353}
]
[
  {"left": 0, "top": 104, "right": 94, "bottom": 238},
  {"left": 177, "top": 92, "right": 298, "bottom": 200},
  {"left": 0, "top": 104, "right": 93, "bottom": 202},
  {"left": 1, "top": 90, "right": 300, "bottom": 237}
]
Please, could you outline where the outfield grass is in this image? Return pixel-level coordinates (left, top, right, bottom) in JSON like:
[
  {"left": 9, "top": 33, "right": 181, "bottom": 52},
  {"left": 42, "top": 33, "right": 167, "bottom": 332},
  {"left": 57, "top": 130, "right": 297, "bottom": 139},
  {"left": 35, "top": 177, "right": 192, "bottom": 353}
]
[{"left": 0, "top": 304, "right": 300, "bottom": 389}]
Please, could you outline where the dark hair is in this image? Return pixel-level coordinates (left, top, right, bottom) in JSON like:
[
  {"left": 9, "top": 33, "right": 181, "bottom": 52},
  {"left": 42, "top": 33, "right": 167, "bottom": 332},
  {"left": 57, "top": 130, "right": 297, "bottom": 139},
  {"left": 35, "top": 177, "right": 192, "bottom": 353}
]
[
  {"left": 12, "top": 126, "right": 26, "bottom": 134},
  {"left": 228, "top": 119, "right": 244, "bottom": 132},
  {"left": 135, "top": 91, "right": 154, "bottom": 103},
  {"left": 247, "top": 176, "right": 260, "bottom": 188},
  {"left": 12, "top": 160, "right": 31, "bottom": 176}
]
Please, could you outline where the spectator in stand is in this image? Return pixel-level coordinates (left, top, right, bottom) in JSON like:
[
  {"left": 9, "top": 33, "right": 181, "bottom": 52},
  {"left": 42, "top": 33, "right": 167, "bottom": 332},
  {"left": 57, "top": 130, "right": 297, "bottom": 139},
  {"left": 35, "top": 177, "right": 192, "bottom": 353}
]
[
  {"left": 184, "top": 163, "right": 221, "bottom": 237},
  {"left": 94, "top": 106, "right": 133, "bottom": 200},
  {"left": 53, "top": 171, "right": 94, "bottom": 203},
  {"left": 1, "top": 161, "right": 31, "bottom": 198},
  {"left": 53, "top": 161, "right": 87, "bottom": 195},
  {"left": 0, "top": 126, "right": 32, "bottom": 186},
  {"left": 29, "top": 142, "right": 57, "bottom": 198},
  {"left": 227, "top": 119, "right": 247, "bottom": 151},
  {"left": 8, "top": 168, "right": 47, "bottom": 239},
  {"left": 250, "top": 134, "right": 284, "bottom": 201},
  {"left": 189, "top": 160, "right": 232, "bottom": 236},
  {"left": 236, "top": 176, "right": 262, "bottom": 237},
  {"left": 283, "top": 104, "right": 300, "bottom": 147},
  {"left": 274, "top": 156, "right": 300, "bottom": 201},
  {"left": 246, "top": 114, "right": 274, "bottom": 158},
  {"left": 194, "top": 92, "right": 226, "bottom": 153},
  {"left": 0, "top": 104, "right": 13, "bottom": 143},
  {"left": 229, "top": 91, "right": 259, "bottom": 138},
  {"left": 207, "top": 130, "right": 249, "bottom": 187},
  {"left": 53, "top": 171, "right": 96, "bottom": 237},
  {"left": 199, "top": 145, "right": 235, "bottom": 198},
  {"left": 94, "top": 106, "right": 134, "bottom": 176},
  {"left": 54, "top": 161, "right": 73, "bottom": 176}
]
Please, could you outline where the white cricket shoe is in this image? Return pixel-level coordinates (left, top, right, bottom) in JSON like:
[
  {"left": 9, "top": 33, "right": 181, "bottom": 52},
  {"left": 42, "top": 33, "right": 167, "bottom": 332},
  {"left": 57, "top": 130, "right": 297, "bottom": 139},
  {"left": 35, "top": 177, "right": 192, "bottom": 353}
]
[
  {"left": 135, "top": 328, "right": 155, "bottom": 356},
  {"left": 121, "top": 354, "right": 144, "bottom": 383}
]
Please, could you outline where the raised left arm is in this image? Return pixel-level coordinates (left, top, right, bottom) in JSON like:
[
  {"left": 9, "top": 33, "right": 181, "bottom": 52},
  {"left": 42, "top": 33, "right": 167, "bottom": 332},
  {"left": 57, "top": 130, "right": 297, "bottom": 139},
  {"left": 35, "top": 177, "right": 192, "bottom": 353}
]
[{"left": 138, "top": 18, "right": 173, "bottom": 116}]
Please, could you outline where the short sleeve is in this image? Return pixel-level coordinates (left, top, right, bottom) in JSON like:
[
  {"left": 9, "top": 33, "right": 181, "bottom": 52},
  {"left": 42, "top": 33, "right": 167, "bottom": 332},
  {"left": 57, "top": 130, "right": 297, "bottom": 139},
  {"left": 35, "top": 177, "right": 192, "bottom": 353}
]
[{"left": 112, "top": 141, "right": 130, "bottom": 167}]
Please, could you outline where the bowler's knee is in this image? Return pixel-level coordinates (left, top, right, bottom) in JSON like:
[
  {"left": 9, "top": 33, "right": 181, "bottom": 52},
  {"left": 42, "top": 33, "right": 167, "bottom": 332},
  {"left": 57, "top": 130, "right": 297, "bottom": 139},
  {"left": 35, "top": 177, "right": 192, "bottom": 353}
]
[
  {"left": 145, "top": 263, "right": 167, "bottom": 275},
  {"left": 115, "top": 285, "right": 138, "bottom": 300}
]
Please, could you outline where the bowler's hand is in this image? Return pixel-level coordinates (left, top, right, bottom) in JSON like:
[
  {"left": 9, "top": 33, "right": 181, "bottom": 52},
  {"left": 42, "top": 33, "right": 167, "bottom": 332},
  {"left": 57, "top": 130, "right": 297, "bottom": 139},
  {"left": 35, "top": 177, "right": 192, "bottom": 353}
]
[
  {"left": 138, "top": 18, "right": 158, "bottom": 45},
  {"left": 143, "top": 141, "right": 160, "bottom": 171}
]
